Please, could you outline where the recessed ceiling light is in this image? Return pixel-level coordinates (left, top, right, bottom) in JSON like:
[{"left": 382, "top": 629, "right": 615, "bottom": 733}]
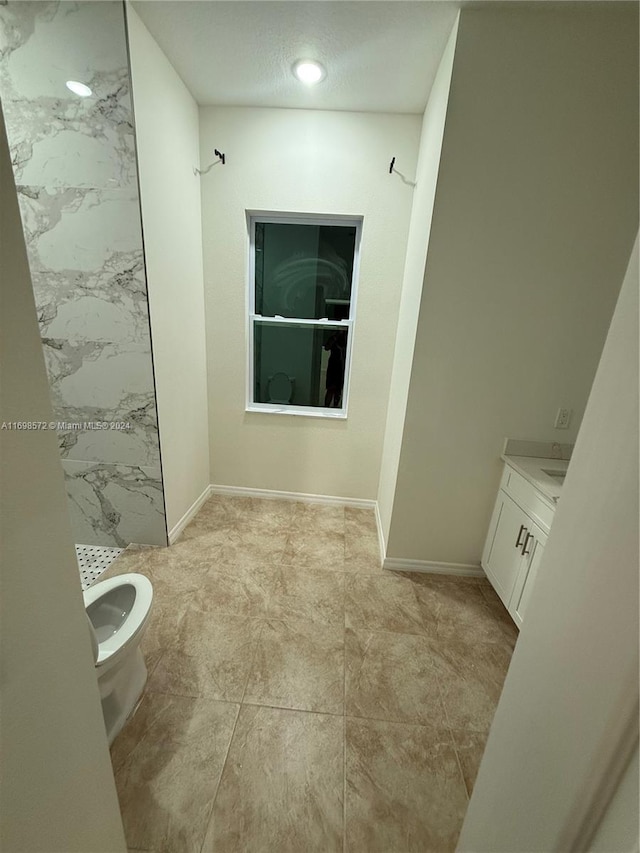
[
  {"left": 293, "top": 60, "right": 325, "bottom": 86},
  {"left": 65, "top": 80, "right": 92, "bottom": 97}
]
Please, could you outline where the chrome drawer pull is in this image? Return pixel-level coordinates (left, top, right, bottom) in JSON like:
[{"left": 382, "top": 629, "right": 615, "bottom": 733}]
[
  {"left": 522, "top": 532, "right": 534, "bottom": 556},
  {"left": 515, "top": 524, "right": 527, "bottom": 548}
]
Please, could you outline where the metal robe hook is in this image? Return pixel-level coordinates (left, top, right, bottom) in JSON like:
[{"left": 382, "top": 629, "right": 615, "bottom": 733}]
[
  {"left": 194, "top": 148, "right": 226, "bottom": 176},
  {"left": 388, "top": 156, "right": 416, "bottom": 188}
]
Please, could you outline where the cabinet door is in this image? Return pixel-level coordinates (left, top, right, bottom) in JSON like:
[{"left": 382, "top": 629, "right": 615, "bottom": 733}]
[
  {"left": 510, "top": 524, "right": 547, "bottom": 628},
  {"left": 482, "top": 490, "right": 528, "bottom": 609}
]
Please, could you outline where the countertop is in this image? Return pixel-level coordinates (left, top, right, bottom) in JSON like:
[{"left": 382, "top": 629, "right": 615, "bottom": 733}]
[{"left": 501, "top": 454, "right": 569, "bottom": 505}]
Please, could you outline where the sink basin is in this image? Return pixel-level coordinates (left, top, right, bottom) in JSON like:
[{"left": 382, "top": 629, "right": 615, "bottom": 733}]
[{"left": 542, "top": 469, "right": 567, "bottom": 482}]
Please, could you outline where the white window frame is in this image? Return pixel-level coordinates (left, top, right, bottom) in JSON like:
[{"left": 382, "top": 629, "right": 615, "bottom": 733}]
[{"left": 246, "top": 211, "right": 362, "bottom": 419}]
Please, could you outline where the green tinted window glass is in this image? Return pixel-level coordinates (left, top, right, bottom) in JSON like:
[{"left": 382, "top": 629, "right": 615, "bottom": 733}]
[
  {"left": 255, "top": 222, "right": 355, "bottom": 320},
  {"left": 254, "top": 320, "right": 348, "bottom": 409}
]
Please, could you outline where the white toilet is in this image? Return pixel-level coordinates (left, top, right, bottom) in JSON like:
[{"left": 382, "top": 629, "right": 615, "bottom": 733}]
[
  {"left": 84, "top": 573, "right": 153, "bottom": 745},
  {"left": 267, "top": 372, "right": 295, "bottom": 403}
]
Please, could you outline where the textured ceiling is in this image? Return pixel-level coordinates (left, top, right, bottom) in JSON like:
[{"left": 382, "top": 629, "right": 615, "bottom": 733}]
[{"left": 132, "top": 1, "right": 460, "bottom": 113}]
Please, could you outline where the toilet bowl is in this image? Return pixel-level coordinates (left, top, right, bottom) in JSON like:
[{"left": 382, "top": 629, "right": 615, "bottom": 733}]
[
  {"left": 83, "top": 573, "right": 153, "bottom": 745},
  {"left": 267, "top": 372, "right": 294, "bottom": 403}
]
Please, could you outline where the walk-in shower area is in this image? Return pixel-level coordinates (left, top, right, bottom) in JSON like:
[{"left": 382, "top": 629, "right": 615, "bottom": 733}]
[
  {"left": 0, "top": 0, "right": 168, "bottom": 582},
  {"left": 76, "top": 545, "right": 123, "bottom": 590}
]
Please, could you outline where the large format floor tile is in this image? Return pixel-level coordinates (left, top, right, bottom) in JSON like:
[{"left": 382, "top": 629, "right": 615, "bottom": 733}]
[
  {"left": 106, "top": 494, "right": 517, "bottom": 852},
  {"left": 282, "top": 530, "right": 346, "bottom": 571},
  {"left": 345, "top": 628, "right": 447, "bottom": 727},
  {"left": 202, "top": 705, "right": 344, "bottom": 853},
  {"left": 147, "top": 611, "right": 264, "bottom": 702},
  {"left": 479, "top": 580, "right": 520, "bottom": 649},
  {"left": 194, "top": 558, "right": 275, "bottom": 619},
  {"left": 112, "top": 692, "right": 239, "bottom": 853},
  {"left": 344, "top": 506, "right": 381, "bottom": 572},
  {"left": 345, "top": 716, "right": 468, "bottom": 853},
  {"left": 432, "top": 638, "right": 513, "bottom": 732},
  {"left": 411, "top": 574, "right": 512, "bottom": 645},
  {"left": 139, "top": 591, "right": 191, "bottom": 676},
  {"left": 291, "top": 501, "right": 346, "bottom": 532},
  {"left": 266, "top": 562, "right": 345, "bottom": 626},
  {"left": 216, "top": 528, "right": 289, "bottom": 564},
  {"left": 244, "top": 618, "right": 344, "bottom": 714},
  {"left": 449, "top": 728, "right": 489, "bottom": 797},
  {"left": 345, "top": 572, "right": 426, "bottom": 634}
]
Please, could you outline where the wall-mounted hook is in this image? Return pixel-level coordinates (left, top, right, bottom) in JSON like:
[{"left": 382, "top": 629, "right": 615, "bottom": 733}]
[
  {"left": 388, "top": 155, "right": 416, "bottom": 188},
  {"left": 194, "top": 148, "right": 226, "bottom": 176}
]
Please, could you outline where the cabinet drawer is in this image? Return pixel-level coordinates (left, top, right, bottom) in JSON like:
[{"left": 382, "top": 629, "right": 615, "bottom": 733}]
[{"left": 500, "top": 466, "right": 555, "bottom": 533}]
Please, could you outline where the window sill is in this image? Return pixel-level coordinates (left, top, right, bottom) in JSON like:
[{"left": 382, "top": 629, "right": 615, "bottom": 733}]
[{"left": 246, "top": 404, "right": 347, "bottom": 420}]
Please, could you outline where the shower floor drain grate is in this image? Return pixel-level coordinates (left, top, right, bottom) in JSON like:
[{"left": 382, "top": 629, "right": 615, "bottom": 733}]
[{"left": 76, "top": 545, "right": 123, "bottom": 591}]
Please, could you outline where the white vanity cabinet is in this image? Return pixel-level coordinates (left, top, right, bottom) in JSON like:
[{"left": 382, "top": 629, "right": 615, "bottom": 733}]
[
  {"left": 482, "top": 463, "right": 555, "bottom": 628},
  {"left": 510, "top": 525, "right": 546, "bottom": 626}
]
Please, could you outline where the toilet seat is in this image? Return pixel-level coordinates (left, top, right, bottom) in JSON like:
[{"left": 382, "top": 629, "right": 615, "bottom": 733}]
[
  {"left": 268, "top": 372, "right": 294, "bottom": 404},
  {"left": 83, "top": 574, "right": 153, "bottom": 671}
]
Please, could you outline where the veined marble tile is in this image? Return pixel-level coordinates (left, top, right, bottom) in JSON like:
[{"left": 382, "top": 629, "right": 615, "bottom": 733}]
[
  {"left": 16, "top": 185, "right": 143, "bottom": 274},
  {"left": 31, "top": 256, "right": 150, "bottom": 345},
  {"left": 63, "top": 461, "right": 167, "bottom": 547},
  {"left": 0, "top": 2, "right": 128, "bottom": 99},
  {"left": 56, "top": 405, "right": 160, "bottom": 468},
  {"left": 0, "top": 2, "right": 135, "bottom": 188},
  {"left": 42, "top": 339, "right": 155, "bottom": 415},
  {"left": 1, "top": 83, "right": 136, "bottom": 189},
  {"left": 43, "top": 338, "right": 160, "bottom": 465}
]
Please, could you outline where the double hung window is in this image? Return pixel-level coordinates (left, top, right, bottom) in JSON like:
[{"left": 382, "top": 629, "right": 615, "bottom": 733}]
[{"left": 247, "top": 213, "right": 361, "bottom": 417}]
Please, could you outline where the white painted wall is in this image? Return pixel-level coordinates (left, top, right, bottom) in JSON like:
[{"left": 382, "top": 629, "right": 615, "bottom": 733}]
[
  {"left": 377, "top": 14, "right": 459, "bottom": 547},
  {"left": 589, "top": 747, "right": 639, "bottom": 853},
  {"left": 127, "top": 5, "right": 210, "bottom": 534},
  {"left": 387, "top": 6, "right": 639, "bottom": 564},
  {"left": 200, "top": 106, "right": 420, "bottom": 498},
  {"left": 458, "top": 234, "right": 638, "bottom": 852},
  {"left": 0, "top": 110, "right": 126, "bottom": 853}
]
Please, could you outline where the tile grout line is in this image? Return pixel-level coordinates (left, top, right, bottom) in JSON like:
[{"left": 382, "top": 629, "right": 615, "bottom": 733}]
[
  {"left": 197, "top": 699, "right": 243, "bottom": 853},
  {"left": 199, "top": 609, "right": 269, "bottom": 853},
  {"left": 144, "top": 687, "right": 241, "bottom": 707},
  {"left": 424, "top": 592, "right": 469, "bottom": 775},
  {"left": 217, "top": 699, "right": 478, "bottom": 732},
  {"left": 195, "top": 618, "right": 267, "bottom": 853},
  {"left": 431, "top": 658, "right": 472, "bottom": 802},
  {"left": 239, "top": 618, "right": 267, "bottom": 706},
  {"left": 343, "top": 709, "right": 470, "bottom": 732},
  {"left": 449, "top": 726, "right": 473, "bottom": 802},
  {"left": 345, "top": 620, "right": 513, "bottom": 644},
  {"left": 240, "top": 700, "right": 344, "bottom": 718}
]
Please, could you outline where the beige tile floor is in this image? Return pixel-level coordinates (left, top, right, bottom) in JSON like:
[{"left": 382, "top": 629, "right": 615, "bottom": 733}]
[{"left": 104, "top": 495, "right": 518, "bottom": 853}]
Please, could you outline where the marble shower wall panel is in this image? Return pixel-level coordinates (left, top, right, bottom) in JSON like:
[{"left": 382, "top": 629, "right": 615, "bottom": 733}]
[
  {"left": 19, "top": 182, "right": 158, "bottom": 466},
  {"left": 0, "top": 0, "right": 167, "bottom": 546},
  {"left": 42, "top": 339, "right": 159, "bottom": 467},
  {"left": 0, "top": 1, "right": 137, "bottom": 189},
  {"left": 63, "top": 461, "right": 165, "bottom": 548}
]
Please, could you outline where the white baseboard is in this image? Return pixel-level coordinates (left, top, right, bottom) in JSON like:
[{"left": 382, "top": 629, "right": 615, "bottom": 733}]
[
  {"left": 209, "top": 483, "right": 376, "bottom": 509},
  {"left": 167, "top": 484, "right": 212, "bottom": 544},
  {"left": 374, "top": 501, "right": 386, "bottom": 566},
  {"left": 168, "top": 484, "right": 482, "bottom": 580},
  {"left": 383, "top": 556, "right": 485, "bottom": 578}
]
